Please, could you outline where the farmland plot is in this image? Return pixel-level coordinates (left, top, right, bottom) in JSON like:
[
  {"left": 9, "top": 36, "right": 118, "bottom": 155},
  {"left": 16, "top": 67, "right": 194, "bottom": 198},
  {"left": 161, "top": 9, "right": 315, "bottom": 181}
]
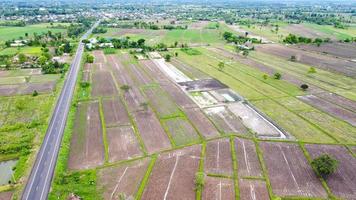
[
  {"left": 68, "top": 102, "right": 105, "bottom": 170},
  {"left": 234, "top": 138, "right": 262, "bottom": 178},
  {"left": 141, "top": 145, "right": 201, "bottom": 199},
  {"left": 92, "top": 50, "right": 107, "bottom": 64},
  {"left": 161, "top": 82, "right": 197, "bottom": 109},
  {"left": 163, "top": 118, "right": 200, "bottom": 146},
  {"left": 126, "top": 63, "right": 153, "bottom": 86},
  {"left": 202, "top": 177, "right": 235, "bottom": 200},
  {"left": 178, "top": 79, "right": 227, "bottom": 92},
  {"left": 102, "top": 97, "right": 130, "bottom": 127},
  {"left": 143, "top": 86, "right": 181, "bottom": 118},
  {"left": 239, "top": 179, "right": 270, "bottom": 200},
  {"left": 139, "top": 59, "right": 170, "bottom": 84},
  {"left": 305, "top": 144, "right": 356, "bottom": 199},
  {"left": 97, "top": 158, "right": 150, "bottom": 200},
  {"left": 184, "top": 107, "right": 220, "bottom": 138},
  {"left": 133, "top": 109, "right": 171, "bottom": 153},
  {"left": 298, "top": 95, "right": 356, "bottom": 126},
  {"left": 204, "top": 106, "right": 248, "bottom": 134},
  {"left": 296, "top": 43, "right": 356, "bottom": 59},
  {"left": 106, "top": 126, "right": 142, "bottom": 162},
  {"left": 0, "top": 191, "right": 13, "bottom": 200},
  {"left": 204, "top": 139, "right": 233, "bottom": 175},
  {"left": 256, "top": 44, "right": 356, "bottom": 77},
  {"left": 171, "top": 58, "right": 210, "bottom": 80},
  {"left": 91, "top": 71, "right": 117, "bottom": 97},
  {"left": 315, "top": 92, "right": 356, "bottom": 112},
  {"left": 260, "top": 142, "right": 327, "bottom": 198},
  {"left": 152, "top": 58, "right": 192, "bottom": 83},
  {"left": 190, "top": 91, "right": 219, "bottom": 108}
]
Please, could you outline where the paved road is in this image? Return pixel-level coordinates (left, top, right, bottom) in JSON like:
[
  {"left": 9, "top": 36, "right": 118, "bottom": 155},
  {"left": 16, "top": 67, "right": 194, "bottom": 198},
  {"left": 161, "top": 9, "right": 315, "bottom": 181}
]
[{"left": 21, "top": 21, "right": 99, "bottom": 200}]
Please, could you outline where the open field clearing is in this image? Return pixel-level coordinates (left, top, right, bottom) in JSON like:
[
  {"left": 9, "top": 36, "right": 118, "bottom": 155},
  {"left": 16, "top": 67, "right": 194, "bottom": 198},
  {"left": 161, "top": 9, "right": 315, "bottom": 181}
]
[
  {"left": 204, "top": 139, "right": 233, "bottom": 175},
  {"left": 204, "top": 106, "right": 248, "bottom": 134},
  {"left": 305, "top": 145, "right": 356, "bottom": 199},
  {"left": 163, "top": 118, "right": 200, "bottom": 146},
  {"left": 298, "top": 95, "right": 356, "bottom": 126},
  {"left": 179, "top": 79, "right": 227, "bottom": 92},
  {"left": 98, "top": 158, "right": 150, "bottom": 200},
  {"left": 160, "top": 82, "right": 197, "bottom": 109},
  {"left": 239, "top": 179, "right": 270, "bottom": 200},
  {"left": 143, "top": 86, "right": 182, "bottom": 118},
  {"left": 295, "top": 43, "right": 356, "bottom": 59},
  {"left": 106, "top": 126, "right": 142, "bottom": 162},
  {"left": 0, "top": 24, "right": 65, "bottom": 41},
  {"left": 139, "top": 59, "right": 171, "bottom": 84},
  {"left": 0, "top": 46, "right": 42, "bottom": 56},
  {"left": 102, "top": 97, "right": 130, "bottom": 127},
  {"left": 141, "top": 145, "right": 201, "bottom": 199},
  {"left": 184, "top": 107, "right": 220, "bottom": 138},
  {"left": 260, "top": 142, "right": 327, "bottom": 198},
  {"left": 152, "top": 58, "right": 192, "bottom": 83},
  {"left": 256, "top": 44, "right": 356, "bottom": 77},
  {"left": 68, "top": 102, "right": 105, "bottom": 170},
  {"left": 202, "top": 177, "right": 235, "bottom": 200},
  {"left": 132, "top": 109, "right": 171, "bottom": 153},
  {"left": 315, "top": 92, "right": 356, "bottom": 112},
  {"left": 234, "top": 138, "right": 262, "bottom": 178}
]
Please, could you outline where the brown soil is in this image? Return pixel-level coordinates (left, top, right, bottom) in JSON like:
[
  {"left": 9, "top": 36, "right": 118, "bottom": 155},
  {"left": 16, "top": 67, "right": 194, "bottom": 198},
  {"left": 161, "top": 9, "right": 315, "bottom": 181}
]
[
  {"left": 97, "top": 158, "right": 150, "bottom": 200},
  {"left": 260, "top": 142, "right": 327, "bottom": 198},
  {"left": 298, "top": 95, "right": 356, "bottom": 126},
  {"left": 68, "top": 102, "right": 105, "bottom": 170},
  {"left": 82, "top": 71, "right": 90, "bottom": 82},
  {"left": 20, "top": 81, "right": 56, "bottom": 95},
  {"left": 102, "top": 97, "right": 130, "bottom": 126},
  {"left": 142, "top": 145, "right": 201, "bottom": 199},
  {"left": 256, "top": 44, "right": 356, "bottom": 77},
  {"left": 161, "top": 82, "right": 197, "bottom": 109},
  {"left": 235, "top": 138, "right": 262, "bottom": 178},
  {"left": 286, "top": 24, "right": 330, "bottom": 39},
  {"left": 204, "top": 139, "right": 233, "bottom": 175},
  {"left": 239, "top": 179, "right": 270, "bottom": 200},
  {"left": 305, "top": 144, "right": 356, "bottom": 199},
  {"left": 93, "top": 50, "right": 106, "bottom": 64},
  {"left": 107, "top": 126, "right": 142, "bottom": 162},
  {"left": 133, "top": 109, "right": 171, "bottom": 153},
  {"left": 295, "top": 43, "right": 356, "bottom": 59},
  {"left": 91, "top": 71, "right": 117, "bottom": 97},
  {"left": 315, "top": 92, "right": 356, "bottom": 113},
  {"left": 127, "top": 63, "right": 152, "bottom": 85},
  {"left": 0, "top": 84, "right": 20, "bottom": 96},
  {"left": 0, "top": 191, "right": 13, "bottom": 200},
  {"left": 139, "top": 59, "right": 170, "bottom": 85},
  {"left": 202, "top": 176, "right": 235, "bottom": 200},
  {"left": 184, "top": 107, "right": 220, "bottom": 138}
]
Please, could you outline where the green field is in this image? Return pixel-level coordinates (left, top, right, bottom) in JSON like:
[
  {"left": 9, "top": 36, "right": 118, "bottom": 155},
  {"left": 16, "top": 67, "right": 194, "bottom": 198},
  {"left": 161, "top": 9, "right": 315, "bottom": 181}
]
[
  {"left": 0, "top": 46, "right": 42, "bottom": 56},
  {"left": 0, "top": 24, "right": 66, "bottom": 41},
  {"left": 304, "top": 23, "right": 356, "bottom": 40},
  {"left": 174, "top": 47, "right": 356, "bottom": 144}
]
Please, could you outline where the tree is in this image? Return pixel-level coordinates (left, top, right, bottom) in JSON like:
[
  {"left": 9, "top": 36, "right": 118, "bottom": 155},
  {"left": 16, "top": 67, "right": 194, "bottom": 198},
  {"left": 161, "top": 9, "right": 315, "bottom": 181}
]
[
  {"left": 273, "top": 72, "right": 282, "bottom": 80},
  {"left": 195, "top": 172, "right": 205, "bottom": 191},
  {"left": 300, "top": 84, "right": 309, "bottom": 91},
  {"left": 262, "top": 74, "right": 268, "bottom": 80},
  {"left": 311, "top": 154, "right": 338, "bottom": 177},
  {"left": 18, "top": 53, "right": 27, "bottom": 64},
  {"left": 37, "top": 56, "right": 48, "bottom": 66},
  {"left": 140, "top": 102, "right": 149, "bottom": 111},
  {"left": 175, "top": 52, "right": 178, "bottom": 57},
  {"left": 137, "top": 38, "right": 145, "bottom": 47},
  {"left": 86, "top": 54, "right": 94, "bottom": 63},
  {"left": 120, "top": 85, "right": 131, "bottom": 92},
  {"left": 164, "top": 54, "right": 171, "bottom": 62},
  {"left": 308, "top": 67, "right": 316, "bottom": 73},
  {"left": 243, "top": 50, "right": 249, "bottom": 57},
  {"left": 290, "top": 55, "right": 296, "bottom": 62},
  {"left": 218, "top": 62, "right": 225, "bottom": 71},
  {"left": 32, "top": 90, "right": 38, "bottom": 97},
  {"left": 174, "top": 41, "right": 178, "bottom": 47}
]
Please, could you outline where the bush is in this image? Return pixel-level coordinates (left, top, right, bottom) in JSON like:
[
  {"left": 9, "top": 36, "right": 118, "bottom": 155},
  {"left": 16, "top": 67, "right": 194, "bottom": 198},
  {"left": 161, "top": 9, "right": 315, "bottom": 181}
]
[
  {"left": 86, "top": 54, "right": 94, "bottom": 63},
  {"left": 262, "top": 74, "right": 268, "bottom": 80},
  {"left": 273, "top": 72, "right": 281, "bottom": 80},
  {"left": 120, "top": 84, "right": 131, "bottom": 92},
  {"left": 80, "top": 82, "right": 90, "bottom": 88},
  {"left": 164, "top": 54, "right": 171, "bottom": 62},
  {"left": 300, "top": 84, "right": 309, "bottom": 91},
  {"left": 311, "top": 154, "right": 338, "bottom": 177},
  {"left": 32, "top": 90, "right": 38, "bottom": 96},
  {"left": 308, "top": 67, "right": 316, "bottom": 73},
  {"left": 195, "top": 172, "right": 205, "bottom": 191},
  {"left": 290, "top": 55, "right": 296, "bottom": 62}
]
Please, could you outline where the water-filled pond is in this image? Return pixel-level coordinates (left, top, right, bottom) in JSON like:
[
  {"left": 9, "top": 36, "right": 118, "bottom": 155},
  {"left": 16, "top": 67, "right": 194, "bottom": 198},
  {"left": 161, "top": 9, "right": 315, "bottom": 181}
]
[{"left": 0, "top": 159, "right": 17, "bottom": 185}]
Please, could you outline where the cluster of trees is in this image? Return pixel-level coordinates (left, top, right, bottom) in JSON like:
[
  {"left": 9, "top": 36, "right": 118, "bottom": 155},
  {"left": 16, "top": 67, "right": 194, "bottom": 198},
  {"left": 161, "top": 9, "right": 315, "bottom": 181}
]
[
  {"left": 92, "top": 27, "right": 107, "bottom": 34},
  {"left": 0, "top": 20, "right": 26, "bottom": 27},
  {"left": 283, "top": 34, "right": 330, "bottom": 45},
  {"left": 223, "top": 31, "right": 261, "bottom": 44}
]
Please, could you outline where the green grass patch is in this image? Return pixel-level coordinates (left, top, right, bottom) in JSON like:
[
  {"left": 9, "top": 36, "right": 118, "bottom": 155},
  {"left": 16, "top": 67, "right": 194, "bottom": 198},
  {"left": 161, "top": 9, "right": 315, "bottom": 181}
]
[
  {"left": 180, "top": 48, "right": 202, "bottom": 55},
  {"left": 103, "top": 48, "right": 116, "bottom": 54},
  {"left": 0, "top": 24, "right": 65, "bottom": 41},
  {"left": 162, "top": 117, "right": 200, "bottom": 146}
]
